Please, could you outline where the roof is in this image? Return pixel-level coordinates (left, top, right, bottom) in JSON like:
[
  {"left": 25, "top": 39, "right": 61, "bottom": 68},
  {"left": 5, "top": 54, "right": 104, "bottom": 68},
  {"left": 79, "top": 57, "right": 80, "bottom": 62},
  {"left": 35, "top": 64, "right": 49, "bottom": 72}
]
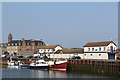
[
  {"left": 8, "top": 40, "right": 45, "bottom": 46},
  {"left": 37, "top": 45, "right": 61, "bottom": 49},
  {"left": 55, "top": 48, "right": 84, "bottom": 54},
  {"left": 83, "top": 41, "right": 116, "bottom": 47},
  {"left": 18, "top": 53, "right": 33, "bottom": 55}
]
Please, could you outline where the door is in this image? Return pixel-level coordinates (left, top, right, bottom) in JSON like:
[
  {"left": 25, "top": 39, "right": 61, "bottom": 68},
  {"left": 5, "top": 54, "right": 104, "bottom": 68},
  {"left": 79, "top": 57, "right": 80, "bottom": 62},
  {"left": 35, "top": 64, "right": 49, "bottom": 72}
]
[{"left": 108, "top": 54, "right": 115, "bottom": 59}]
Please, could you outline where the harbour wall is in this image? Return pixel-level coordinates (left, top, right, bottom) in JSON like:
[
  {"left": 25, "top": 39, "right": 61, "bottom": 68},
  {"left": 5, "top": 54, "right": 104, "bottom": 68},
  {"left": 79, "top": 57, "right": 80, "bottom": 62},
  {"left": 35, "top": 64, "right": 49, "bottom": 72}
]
[{"left": 67, "top": 59, "right": 120, "bottom": 77}]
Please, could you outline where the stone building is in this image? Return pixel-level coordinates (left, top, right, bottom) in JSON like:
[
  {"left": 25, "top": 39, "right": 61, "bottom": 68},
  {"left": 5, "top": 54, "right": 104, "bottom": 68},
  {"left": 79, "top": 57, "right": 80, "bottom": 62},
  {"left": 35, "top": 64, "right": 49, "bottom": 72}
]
[
  {"left": 7, "top": 33, "right": 45, "bottom": 55},
  {"left": 0, "top": 43, "right": 7, "bottom": 54}
]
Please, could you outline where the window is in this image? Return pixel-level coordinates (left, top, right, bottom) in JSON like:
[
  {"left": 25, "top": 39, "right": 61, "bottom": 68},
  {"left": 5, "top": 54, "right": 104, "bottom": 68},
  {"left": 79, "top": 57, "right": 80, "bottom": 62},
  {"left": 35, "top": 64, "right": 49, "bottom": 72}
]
[
  {"left": 99, "top": 54, "right": 101, "bottom": 56},
  {"left": 88, "top": 48, "right": 90, "bottom": 51},
  {"left": 104, "top": 47, "right": 106, "bottom": 51},
  {"left": 92, "top": 48, "right": 94, "bottom": 51},
  {"left": 99, "top": 47, "right": 101, "bottom": 51},
  {"left": 114, "top": 47, "right": 116, "bottom": 50},
  {"left": 95, "top": 49, "right": 97, "bottom": 51},
  {"left": 90, "top": 54, "right": 92, "bottom": 56},
  {"left": 27, "top": 43, "right": 30, "bottom": 45},
  {"left": 19, "top": 43, "right": 21, "bottom": 46},
  {"left": 110, "top": 46, "right": 113, "bottom": 50},
  {"left": 12, "top": 43, "right": 14, "bottom": 46},
  {"left": 15, "top": 43, "right": 17, "bottom": 46}
]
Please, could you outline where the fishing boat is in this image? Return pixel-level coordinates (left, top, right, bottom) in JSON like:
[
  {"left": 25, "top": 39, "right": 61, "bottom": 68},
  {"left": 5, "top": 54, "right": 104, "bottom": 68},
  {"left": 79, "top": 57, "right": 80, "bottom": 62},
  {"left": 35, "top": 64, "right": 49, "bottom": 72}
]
[
  {"left": 29, "top": 60, "right": 49, "bottom": 70},
  {"left": 7, "top": 60, "right": 15, "bottom": 66},
  {"left": 47, "top": 60, "right": 67, "bottom": 71},
  {"left": 7, "top": 65, "right": 19, "bottom": 69},
  {"left": 7, "top": 60, "right": 27, "bottom": 68},
  {"left": 7, "top": 60, "right": 23, "bottom": 66}
]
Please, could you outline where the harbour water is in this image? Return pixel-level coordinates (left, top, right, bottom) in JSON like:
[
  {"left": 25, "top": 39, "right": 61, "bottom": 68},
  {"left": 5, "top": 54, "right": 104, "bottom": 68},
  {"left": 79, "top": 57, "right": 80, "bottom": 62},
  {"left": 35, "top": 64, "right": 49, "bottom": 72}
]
[{"left": 2, "top": 67, "right": 112, "bottom": 78}]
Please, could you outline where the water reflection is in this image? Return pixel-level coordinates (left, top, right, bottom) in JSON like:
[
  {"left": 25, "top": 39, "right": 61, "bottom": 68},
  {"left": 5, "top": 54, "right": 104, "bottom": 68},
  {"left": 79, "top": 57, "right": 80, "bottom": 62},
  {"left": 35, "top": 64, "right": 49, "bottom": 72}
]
[
  {"left": 2, "top": 66, "right": 112, "bottom": 78},
  {"left": 7, "top": 65, "right": 19, "bottom": 69},
  {"left": 2, "top": 67, "right": 67, "bottom": 78},
  {"left": 28, "top": 69, "right": 67, "bottom": 78},
  {"left": 48, "top": 70, "right": 67, "bottom": 78}
]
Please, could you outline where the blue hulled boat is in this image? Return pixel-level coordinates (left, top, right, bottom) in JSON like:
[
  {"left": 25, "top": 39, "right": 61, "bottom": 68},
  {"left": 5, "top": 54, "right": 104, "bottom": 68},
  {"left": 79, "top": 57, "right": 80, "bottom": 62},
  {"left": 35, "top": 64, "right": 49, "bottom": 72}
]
[{"left": 29, "top": 60, "right": 49, "bottom": 70}]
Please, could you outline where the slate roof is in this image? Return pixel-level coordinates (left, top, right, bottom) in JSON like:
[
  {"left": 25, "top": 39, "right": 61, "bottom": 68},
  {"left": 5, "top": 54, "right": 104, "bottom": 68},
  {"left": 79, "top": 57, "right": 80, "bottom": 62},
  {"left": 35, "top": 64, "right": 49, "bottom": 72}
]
[
  {"left": 55, "top": 48, "right": 84, "bottom": 54},
  {"left": 83, "top": 41, "right": 116, "bottom": 47},
  {"left": 8, "top": 40, "right": 45, "bottom": 46},
  {"left": 37, "top": 45, "right": 61, "bottom": 49},
  {"left": 19, "top": 53, "right": 34, "bottom": 56}
]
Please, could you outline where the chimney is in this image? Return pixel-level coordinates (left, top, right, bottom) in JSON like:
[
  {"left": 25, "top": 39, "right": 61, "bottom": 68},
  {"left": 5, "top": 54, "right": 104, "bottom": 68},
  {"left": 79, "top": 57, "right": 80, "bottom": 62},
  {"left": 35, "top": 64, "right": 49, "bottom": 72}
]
[
  {"left": 30, "top": 39, "right": 34, "bottom": 42},
  {"left": 21, "top": 38, "right": 25, "bottom": 41},
  {"left": 21, "top": 38, "right": 26, "bottom": 45}
]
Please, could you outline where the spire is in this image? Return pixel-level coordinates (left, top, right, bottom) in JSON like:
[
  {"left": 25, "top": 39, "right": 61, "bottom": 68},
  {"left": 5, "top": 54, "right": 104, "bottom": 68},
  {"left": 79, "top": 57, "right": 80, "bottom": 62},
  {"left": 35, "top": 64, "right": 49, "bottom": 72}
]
[{"left": 8, "top": 33, "right": 13, "bottom": 42}]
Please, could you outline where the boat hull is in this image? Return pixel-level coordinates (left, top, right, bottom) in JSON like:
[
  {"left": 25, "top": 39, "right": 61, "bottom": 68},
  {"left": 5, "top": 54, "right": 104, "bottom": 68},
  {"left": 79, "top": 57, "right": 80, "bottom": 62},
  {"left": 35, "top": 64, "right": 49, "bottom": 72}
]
[
  {"left": 29, "top": 66, "right": 49, "bottom": 70},
  {"left": 49, "top": 62, "right": 67, "bottom": 71},
  {"left": 21, "top": 65, "right": 29, "bottom": 68}
]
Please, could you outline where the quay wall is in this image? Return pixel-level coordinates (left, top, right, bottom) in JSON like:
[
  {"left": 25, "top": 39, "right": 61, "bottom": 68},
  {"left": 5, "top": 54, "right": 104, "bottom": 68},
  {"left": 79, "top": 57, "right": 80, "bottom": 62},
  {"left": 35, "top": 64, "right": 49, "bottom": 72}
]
[{"left": 67, "top": 59, "right": 120, "bottom": 77}]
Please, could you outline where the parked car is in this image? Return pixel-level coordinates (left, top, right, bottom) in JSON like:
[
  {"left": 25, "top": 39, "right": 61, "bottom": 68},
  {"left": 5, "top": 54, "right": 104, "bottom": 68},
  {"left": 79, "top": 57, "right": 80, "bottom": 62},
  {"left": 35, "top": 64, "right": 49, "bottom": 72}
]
[
  {"left": 17, "top": 56, "right": 24, "bottom": 58},
  {"left": 33, "top": 56, "right": 41, "bottom": 59},
  {"left": 69, "top": 55, "right": 81, "bottom": 59},
  {"left": 27, "top": 56, "right": 33, "bottom": 58}
]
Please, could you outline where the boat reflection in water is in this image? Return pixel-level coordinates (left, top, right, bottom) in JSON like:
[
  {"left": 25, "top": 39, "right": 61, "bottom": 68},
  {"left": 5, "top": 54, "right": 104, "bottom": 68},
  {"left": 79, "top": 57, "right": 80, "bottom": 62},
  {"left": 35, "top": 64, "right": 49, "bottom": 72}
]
[
  {"left": 30, "top": 69, "right": 67, "bottom": 78},
  {"left": 3, "top": 67, "right": 110, "bottom": 78},
  {"left": 48, "top": 70, "right": 67, "bottom": 78},
  {"left": 7, "top": 65, "right": 19, "bottom": 69}
]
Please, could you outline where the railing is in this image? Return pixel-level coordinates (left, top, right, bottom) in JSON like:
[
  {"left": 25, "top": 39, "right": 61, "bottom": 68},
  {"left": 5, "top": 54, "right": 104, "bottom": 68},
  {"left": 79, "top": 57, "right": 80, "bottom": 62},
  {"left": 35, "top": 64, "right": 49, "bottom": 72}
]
[{"left": 107, "top": 49, "right": 118, "bottom": 54}]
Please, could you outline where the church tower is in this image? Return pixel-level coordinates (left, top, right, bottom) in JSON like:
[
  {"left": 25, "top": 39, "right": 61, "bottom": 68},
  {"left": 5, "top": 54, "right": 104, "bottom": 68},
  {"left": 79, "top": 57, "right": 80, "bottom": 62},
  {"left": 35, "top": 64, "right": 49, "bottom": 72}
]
[{"left": 8, "top": 33, "right": 13, "bottom": 42}]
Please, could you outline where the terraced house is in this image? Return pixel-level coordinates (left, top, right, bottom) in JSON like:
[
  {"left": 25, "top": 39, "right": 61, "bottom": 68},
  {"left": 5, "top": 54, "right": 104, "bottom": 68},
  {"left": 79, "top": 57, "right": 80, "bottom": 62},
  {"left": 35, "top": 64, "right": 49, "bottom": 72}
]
[
  {"left": 36, "top": 45, "right": 63, "bottom": 58},
  {"left": 83, "top": 41, "right": 118, "bottom": 59},
  {"left": 0, "top": 43, "right": 7, "bottom": 54},
  {"left": 7, "top": 33, "right": 45, "bottom": 55}
]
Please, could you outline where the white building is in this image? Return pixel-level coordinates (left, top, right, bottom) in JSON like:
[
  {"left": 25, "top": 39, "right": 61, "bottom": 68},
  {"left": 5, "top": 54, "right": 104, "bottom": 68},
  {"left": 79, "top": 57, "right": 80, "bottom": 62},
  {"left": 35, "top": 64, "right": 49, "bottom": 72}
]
[
  {"left": 52, "top": 48, "right": 84, "bottom": 59},
  {"left": 35, "top": 45, "right": 63, "bottom": 57},
  {"left": 83, "top": 41, "right": 117, "bottom": 59}
]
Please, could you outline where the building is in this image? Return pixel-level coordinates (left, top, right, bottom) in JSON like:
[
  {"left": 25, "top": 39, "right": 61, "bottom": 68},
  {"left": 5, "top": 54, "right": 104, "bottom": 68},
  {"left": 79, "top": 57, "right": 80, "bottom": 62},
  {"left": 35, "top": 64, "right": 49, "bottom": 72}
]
[
  {"left": 0, "top": 43, "right": 7, "bottom": 54},
  {"left": 83, "top": 41, "right": 117, "bottom": 59},
  {"left": 53, "top": 48, "right": 84, "bottom": 59},
  {"left": 36, "top": 45, "right": 63, "bottom": 57},
  {"left": 7, "top": 33, "right": 45, "bottom": 55}
]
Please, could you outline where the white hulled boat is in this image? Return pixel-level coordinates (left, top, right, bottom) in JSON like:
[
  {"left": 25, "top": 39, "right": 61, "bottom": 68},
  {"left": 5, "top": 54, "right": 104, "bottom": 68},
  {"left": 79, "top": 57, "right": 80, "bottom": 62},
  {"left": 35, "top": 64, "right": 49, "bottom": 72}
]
[{"left": 29, "top": 60, "right": 49, "bottom": 70}]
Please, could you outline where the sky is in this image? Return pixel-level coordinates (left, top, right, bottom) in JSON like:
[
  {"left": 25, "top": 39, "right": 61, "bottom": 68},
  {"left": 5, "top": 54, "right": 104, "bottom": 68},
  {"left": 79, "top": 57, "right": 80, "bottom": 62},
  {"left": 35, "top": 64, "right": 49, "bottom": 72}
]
[{"left": 2, "top": 2, "right": 118, "bottom": 48}]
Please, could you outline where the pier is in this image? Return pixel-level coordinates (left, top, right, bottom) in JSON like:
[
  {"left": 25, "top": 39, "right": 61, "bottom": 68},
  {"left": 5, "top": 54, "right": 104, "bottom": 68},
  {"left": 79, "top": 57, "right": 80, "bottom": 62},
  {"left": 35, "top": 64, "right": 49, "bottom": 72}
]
[{"left": 67, "top": 59, "right": 120, "bottom": 77}]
